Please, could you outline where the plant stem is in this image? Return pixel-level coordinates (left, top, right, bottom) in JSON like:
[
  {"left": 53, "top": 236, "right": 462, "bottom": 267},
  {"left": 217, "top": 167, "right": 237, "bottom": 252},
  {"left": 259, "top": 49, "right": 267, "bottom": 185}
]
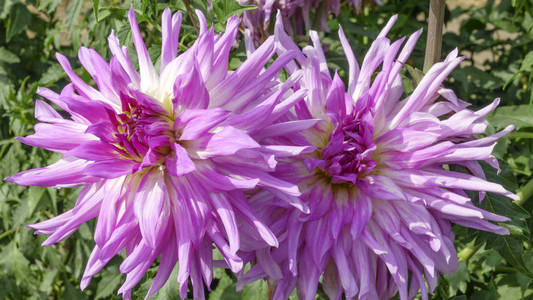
[
  {"left": 494, "top": 266, "right": 516, "bottom": 273},
  {"left": 0, "top": 227, "right": 19, "bottom": 240},
  {"left": 517, "top": 177, "right": 533, "bottom": 205},
  {"left": 267, "top": 282, "right": 274, "bottom": 300},
  {"left": 312, "top": 0, "right": 330, "bottom": 30},
  {"left": 423, "top": 0, "right": 446, "bottom": 72},
  {"left": 0, "top": 138, "right": 14, "bottom": 145},
  {"left": 182, "top": 0, "right": 199, "bottom": 32}
]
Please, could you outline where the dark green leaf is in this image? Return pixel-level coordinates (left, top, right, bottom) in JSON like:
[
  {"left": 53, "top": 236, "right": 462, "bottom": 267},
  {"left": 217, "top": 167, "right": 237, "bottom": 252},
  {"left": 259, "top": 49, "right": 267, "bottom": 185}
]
[
  {"left": 39, "top": 268, "right": 58, "bottom": 294},
  {"left": 38, "top": 0, "right": 62, "bottom": 14},
  {"left": 39, "top": 64, "right": 66, "bottom": 86},
  {"left": 150, "top": 266, "right": 180, "bottom": 299},
  {"left": 0, "top": 242, "right": 31, "bottom": 285},
  {"left": 404, "top": 64, "right": 424, "bottom": 85},
  {"left": 61, "top": 281, "right": 87, "bottom": 299},
  {"left": 0, "top": 47, "right": 20, "bottom": 63},
  {"left": 0, "top": 0, "right": 16, "bottom": 20},
  {"left": 471, "top": 289, "right": 499, "bottom": 300},
  {"left": 5, "top": 4, "right": 31, "bottom": 42},
  {"left": 241, "top": 279, "right": 269, "bottom": 300},
  {"left": 487, "top": 105, "right": 533, "bottom": 129},
  {"left": 93, "top": 0, "right": 100, "bottom": 22},
  {"left": 212, "top": 0, "right": 256, "bottom": 24},
  {"left": 64, "top": 0, "right": 84, "bottom": 34},
  {"left": 443, "top": 262, "right": 469, "bottom": 295},
  {"left": 95, "top": 269, "right": 123, "bottom": 300},
  {"left": 520, "top": 51, "right": 533, "bottom": 71},
  {"left": 516, "top": 272, "right": 532, "bottom": 295}
]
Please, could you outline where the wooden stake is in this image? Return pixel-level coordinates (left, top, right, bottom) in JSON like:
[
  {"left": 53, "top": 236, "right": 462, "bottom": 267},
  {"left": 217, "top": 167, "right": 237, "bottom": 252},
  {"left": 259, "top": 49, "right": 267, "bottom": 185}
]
[{"left": 423, "top": 0, "right": 446, "bottom": 72}]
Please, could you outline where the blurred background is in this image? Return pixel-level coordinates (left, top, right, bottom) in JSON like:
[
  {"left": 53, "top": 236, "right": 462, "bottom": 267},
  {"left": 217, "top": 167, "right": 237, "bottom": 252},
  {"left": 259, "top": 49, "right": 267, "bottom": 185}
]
[{"left": 0, "top": 0, "right": 532, "bottom": 299}]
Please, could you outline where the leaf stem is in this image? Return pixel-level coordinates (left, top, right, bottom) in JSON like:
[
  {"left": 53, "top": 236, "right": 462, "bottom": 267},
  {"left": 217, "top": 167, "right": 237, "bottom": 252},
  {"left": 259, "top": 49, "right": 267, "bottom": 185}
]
[
  {"left": 0, "top": 227, "right": 19, "bottom": 240},
  {"left": 423, "top": 0, "right": 446, "bottom": 72}
]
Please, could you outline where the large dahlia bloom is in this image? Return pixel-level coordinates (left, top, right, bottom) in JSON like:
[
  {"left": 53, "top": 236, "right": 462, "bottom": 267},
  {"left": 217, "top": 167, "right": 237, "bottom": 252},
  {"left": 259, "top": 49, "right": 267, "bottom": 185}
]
[
  {"left": 6, "top": 7, "right": 307, "bottom": 299},
  {"left": 238, "top": 0, "right": 382, "bottom": 42},
  {"left": 237, "top": 14, "right": 518, "bottom": 300}
]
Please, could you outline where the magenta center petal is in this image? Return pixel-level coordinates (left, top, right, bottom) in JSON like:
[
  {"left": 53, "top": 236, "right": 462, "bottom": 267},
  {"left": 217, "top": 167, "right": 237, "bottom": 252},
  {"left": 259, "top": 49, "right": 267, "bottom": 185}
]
[
  {"left": 311, "top": 107, "right": 377, "bottom": 185},
  {"left": 100, "top": 93, "right": 176, "bottom": 167}
]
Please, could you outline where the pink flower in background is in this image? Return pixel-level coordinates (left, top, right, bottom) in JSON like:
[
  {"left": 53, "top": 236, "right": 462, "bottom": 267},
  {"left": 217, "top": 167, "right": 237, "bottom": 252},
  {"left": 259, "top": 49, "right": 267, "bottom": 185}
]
[
  {"left": 6, "top": 7, "right": 307, "bottom": 300},
  {"left": 237, "top": 14, "right": 518, "bottom": 300},
  {"left": 238, "top": 0, "right": 382, "bottom": 41}
]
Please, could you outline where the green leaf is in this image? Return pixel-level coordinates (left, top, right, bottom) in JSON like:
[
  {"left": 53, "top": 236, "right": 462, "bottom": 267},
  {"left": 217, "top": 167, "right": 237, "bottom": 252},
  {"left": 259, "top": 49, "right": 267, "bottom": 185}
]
[
  {"left": 523, "top": 249, "right": 533, "bottom": 274},
  {"left": 0, "top": 0, "right": 16, "bottom": 20},
  {"left": 0, "top": 144, "right": 21, "bottom": 179},
  {"left": 520, "top": 51, "right": 533, "bottom": 71},
  {"left": 482, "top": 192, "right": 529, "bottom": 234},
  {"left": 483, "top": 249, "right": 505, "bottom": 271},
  {"left": 39, "top": 64, "right": 66, "bottom": 86},
  {"left": 93, "top": 0, "right": 100, "bottom": 22},
  {"left": 39, "top": 268, "right": 58, "bottom": 294},
  {"left": 478, "top": 180, "right": 531, "bottom": 274},
  {"left": 78, "top": 222, "right": 93, "bottom": 240},
  {"left": 73, "top": 239, "right": 90, "bottom": 279},
  {"left": 212, "top": 0, "right": 256, "bottom": 24},
  {"left": 405, "top": 64, "right": 424, "bottom": 85},
  {"left": 496, "top": 274, "right": 525, "bottom": 299},
  {"left": 64, "top": 0, "right": 84, "bottom": 34},
  {"left": 516, "top": 272, "right": 532, "bottom": 295},
  {"left": 5, "top": 4, "right": 31, "bottom": 42},
  {"left": 26, "top": 186, "right": 46, "bottom": 217},
  {"left": 0, "top": 242, "right": 31, "bottom": 285},
  {"left": 487, "top": 105, "right": 533, "bottom": 129},
  {"left": 471, "top": 289, "right": 499, "bottom": 300},
  {"left": 38, "top": 0, "right": 62, "bottom": 14},
  {"left": 12, "top": 197, "right": 30, "bottom": 226},
  {"left": 241, "top": 280, "right": 269, "bottom": 300},
  {"left": 95, "top": 269, "right": 123, "bottom": 300},
  {"left": 443, "top": 261, "right": 470, "bottom": 295},
  {"left": 0, "top": 47, "right": 20, "bottom": 63},
  {"left": 61, "top": 281, "right": 87, "bottom": 299},
  {"left": 150, "top": 266, "right": 180, "bottom": 299},
  {"left": 507, "top": 132, "right": 533, "bottom": 139}
]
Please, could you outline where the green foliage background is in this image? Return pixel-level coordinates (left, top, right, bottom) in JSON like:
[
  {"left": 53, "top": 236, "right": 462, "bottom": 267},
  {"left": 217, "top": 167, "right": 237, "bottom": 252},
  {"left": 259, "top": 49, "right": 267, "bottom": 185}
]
[{"left": 0, "top": 0, "right": 532, "bottom": 299}]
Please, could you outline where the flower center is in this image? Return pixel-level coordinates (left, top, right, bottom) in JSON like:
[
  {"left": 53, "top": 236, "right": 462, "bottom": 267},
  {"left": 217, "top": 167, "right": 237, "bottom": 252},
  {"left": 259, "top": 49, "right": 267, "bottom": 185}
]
[
  {"left": 112, "top": 95, "right": 174, "bottom": 163},
  {"left": 307, "top": 110, "right": 377, "bottom": 185}
]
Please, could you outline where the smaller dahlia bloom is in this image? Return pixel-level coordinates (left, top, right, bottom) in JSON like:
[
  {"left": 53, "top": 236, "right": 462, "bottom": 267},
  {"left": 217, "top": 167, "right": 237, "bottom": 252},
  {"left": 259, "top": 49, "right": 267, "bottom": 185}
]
[
  {"left": 350, "top": 0, "right": 383, "bottom": 14},
  {"left": 6, "top": 7, "right": 308, "bottom": 299},
  {"left": 237, "top": 14, "right": 518, "bottom": 300},
  {"left": 238, "top": 0, "right": 382, "bottom": 42}
]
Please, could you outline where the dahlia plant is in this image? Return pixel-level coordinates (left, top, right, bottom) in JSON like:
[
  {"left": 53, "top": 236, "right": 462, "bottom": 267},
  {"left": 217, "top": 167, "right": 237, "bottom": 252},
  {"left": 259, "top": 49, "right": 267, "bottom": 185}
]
[
  {"left": 237, "top": 14, "right": 518, "bottom": 300},
  {"left": 6, "top": 7, "right": 310, "bottom": 299}
]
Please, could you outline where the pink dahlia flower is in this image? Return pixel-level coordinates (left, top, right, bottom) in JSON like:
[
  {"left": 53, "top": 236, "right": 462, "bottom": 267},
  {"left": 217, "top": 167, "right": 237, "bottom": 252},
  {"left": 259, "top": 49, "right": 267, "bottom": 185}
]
[
  {"left": 6, "top": 7, "right": 308, "bottom": 299},
  {"left": 238, "top": 0, "right": 382, "bottom": 41},
  {"left": 237, "top": 14, "right": 519, "bottom": 300}
]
